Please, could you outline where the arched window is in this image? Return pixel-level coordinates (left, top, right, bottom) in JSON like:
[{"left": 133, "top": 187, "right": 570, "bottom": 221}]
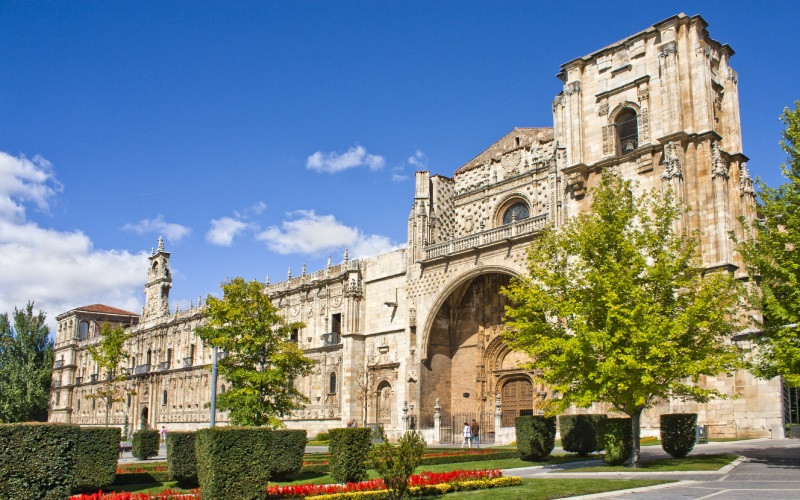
[
  {"left": 329, "top": 373, "right": 337, "bottom": 395},
  {"left": 162, "top": 390, "right": 167, "bottom": 406},
  {"left": 220, "top": 385, "right": 226, "bottom": 393},
  {"left": 502, "top": 203, "right": 529, "bottom": 225},
  {"left": 79, "top": 321, "right": 89, "bottom": 340},
  {"left": 615, "top": 108, "right": 638, "bottom": 155}
]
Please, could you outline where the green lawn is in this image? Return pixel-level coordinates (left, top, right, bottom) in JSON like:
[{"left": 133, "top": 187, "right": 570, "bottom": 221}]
[
  {"left": 430, "top": 478, "right": 672, "bottom": 499},
  {"left": 563, "top": 454, "right": 739, "bottom": 472}
]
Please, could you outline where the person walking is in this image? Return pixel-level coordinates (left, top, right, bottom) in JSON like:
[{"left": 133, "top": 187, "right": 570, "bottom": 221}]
[
  {"left": 461, "top": 421, "right": 471, "bottom": 448},
  {"left": 470, "top": 419, "right": 480, "bottom": 449}
]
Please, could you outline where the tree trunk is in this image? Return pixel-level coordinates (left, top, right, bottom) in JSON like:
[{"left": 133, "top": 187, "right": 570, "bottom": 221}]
[{"left": 630, "top": 407, "right": 643, "bottom": 467}]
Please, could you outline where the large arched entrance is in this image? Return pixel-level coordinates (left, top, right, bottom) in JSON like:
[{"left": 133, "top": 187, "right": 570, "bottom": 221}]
[{"left": 420, "top": 272, "right": 535, "bottom": 420}]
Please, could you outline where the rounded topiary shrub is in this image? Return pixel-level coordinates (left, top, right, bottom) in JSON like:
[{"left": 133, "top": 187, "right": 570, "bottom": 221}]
[
  {"left": 73, "top": 426, "right": 121, "bottom": 492},
  {"left": 329, "top": 427, "right": 372, "bottom": 483},
  {"left": 601, "top": 417, "right": 632, "bottom": 465},
  {"left": 314, "top": 431, "right": 329, "bottom": 441},
  {"left": 559, "top": 414, "right": 603, "bottom": 456},
  {"left": 167, "top": 431, "right": 197, "bottom": 488},
  {"left": 515, "top": 415, "right": 556, "bottom": 461},
  {"left": 132, "top": 429, "right": 160, "bottom": 460},
  {"left": 660, "top": 413, "right": 697, "bottom": 458}
]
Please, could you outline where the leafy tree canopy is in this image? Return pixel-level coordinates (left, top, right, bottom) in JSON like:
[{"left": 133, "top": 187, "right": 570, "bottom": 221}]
[
  {"left": 195, "top": 277, "right": 313, "bottom": 427},
  {"left": 86, "top": 324, "right": 133, "bottom": 426},
  {"left": 736, "top": 101, "right": 800, "bottom": 386},
  {"left": 0, "top": 302, "right": 54, "bottom": 422},
  {"left": 503, "top": 174, "right": 745, "bottom": 466}
]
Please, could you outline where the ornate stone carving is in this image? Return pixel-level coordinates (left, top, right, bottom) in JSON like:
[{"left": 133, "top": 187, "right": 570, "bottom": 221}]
[
  {"left": 566, "top": 172, "right": 587, "bottom": 198},
  {"left": 711, "top": 141, "right": 729, "bottom": 179},
  {"left": 597, "top": 101, "right": 609, "bottom": 116},
  {"left": 740, "top": 162, "right": 755, "bottom": 197},
  {"left": 661, "top": 142, "right": 683, "bottom": 180}
]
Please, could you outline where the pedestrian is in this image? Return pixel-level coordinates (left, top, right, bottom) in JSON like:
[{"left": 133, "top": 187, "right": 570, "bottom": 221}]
[
  {"left": 470, "top": 419, "right": 480, "bottom": 448},
  {"left": 461, "top": 421, "right": 471, "bottom": 448},
  {"left": 160, "top": 426, "right": 167, "bottom": 442}
]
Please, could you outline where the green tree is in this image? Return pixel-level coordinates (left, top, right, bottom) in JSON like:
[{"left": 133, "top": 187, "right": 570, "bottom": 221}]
[
  {"left": 195, "top": 277, "right": 313, "bottom": 427},
  {"left": 0, "top": 302, "right": 54, "bottom": 422},
  {"left": 503, "top": 173, "right": 745, "bottom": 466},
  {"left": 86, "top": 324, "right": 133, "bottom": 427},
  {"left": 370, "top": 430, "right": 426, "bottom": 500},
  {"left": 735, "top": 102, "right": 800, "bottom": 386}
]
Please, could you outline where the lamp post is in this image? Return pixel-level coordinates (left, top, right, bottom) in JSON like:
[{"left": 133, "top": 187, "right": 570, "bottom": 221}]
[{"left": 210, "top": 346, "right": 218, "bottom": 427}]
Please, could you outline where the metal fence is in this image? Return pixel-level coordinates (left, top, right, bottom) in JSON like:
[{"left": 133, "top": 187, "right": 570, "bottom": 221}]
[{"left": 420, "top": 411, "right": 496, "bottom": 445}]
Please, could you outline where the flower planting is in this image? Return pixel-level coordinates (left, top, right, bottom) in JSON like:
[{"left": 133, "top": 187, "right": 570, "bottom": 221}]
[
  {"left": 70, "top": 489, "right": 199, "bottom": 500},
  {"left": 266, "top": 469, "right": 503, "bottom": 498}
]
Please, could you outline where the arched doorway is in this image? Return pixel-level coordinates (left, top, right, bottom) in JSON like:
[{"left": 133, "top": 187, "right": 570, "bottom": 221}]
[
  {"left": 376, "top": 381, "right": 393, "bottom": 425},
  {"left": 140, "top": 406, "right": 149, "bottom": 429},
  {"left": 501, "top": 377, "right": 534, "bottom": 426},
  {"left": 420, "top": 273, "right": 515, "bottom": 417}
]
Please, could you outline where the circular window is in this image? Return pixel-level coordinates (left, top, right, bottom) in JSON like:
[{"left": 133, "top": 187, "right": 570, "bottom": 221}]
[{"left": 502, "top": 203, "right": 529, "bottom": 224}]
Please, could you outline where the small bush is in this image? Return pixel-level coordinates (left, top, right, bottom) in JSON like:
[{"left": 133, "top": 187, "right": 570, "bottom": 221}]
[
  {"left": 329, "top": 427, "right": 373, "bottom": 483},
  {"left": 660, "top": 413, "right": 697, "bottom": 458},
  {"left": 601, "top": 417, "right": 632, "bottom": 465},
  {"left": 0, "top": 422, "right": 79, "bottom": 500},
  {"left": 132, "top": 429, "right": 160, "bottom": 459},
  {"left": 195, "top": 426, "right": 272, "bottom": 500},
  {"left": 559, "top": 414, "right": 604, "bottom": 456},
  {"left": 514, "top": 415, "right": 556, "bottom": 461},
  {"left": 370, "top": 430, "right": 426, "bottom": 500},
  {"left": 314, "top": 431, "right": 330, "bottom": 441},
  {"left": 269, "top": 429, "right": 307, "bottom": 479},
  {"left": 167, "top": 431, "right": 197, "bottom": 487},
  {"left": 73, "top": 426, "right": 120, "bottom": 492}
]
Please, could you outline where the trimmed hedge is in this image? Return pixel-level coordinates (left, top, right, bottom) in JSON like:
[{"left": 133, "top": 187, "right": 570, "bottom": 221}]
[
  {"left": 314, "top": 431, "right": 330, "bottom": 441},
  {"left": 269, "top": 429, "right": 307, "bottom": 479},
  {"left": 601, "top": 417, "right": 632, "bottom": 465},
  {"left": 514, "top": 415, "right": 556, "bottom": 461},
  {"left": 0, "top": 422, "right": 79, "bottom": 500},
  {"left": 73, "top": 426, "right": 121, "bottom": 492},
  {"left": 132, "top": 428, "right": 160, "bottom": 459},
  {"left": 196, "top": 426, "right": 272, "bottom": 500},
  {"left": 560, "top": 414, "right": 606, "bottom": 456},
  {"left": 660, "top": 413, "right": 697, "bottom": 458},
  {"left": 329, "top": 427, "right": 373, "bottom": 483},
  {"left": 167, "top": 431, "right": 197, "bottom": 487}
]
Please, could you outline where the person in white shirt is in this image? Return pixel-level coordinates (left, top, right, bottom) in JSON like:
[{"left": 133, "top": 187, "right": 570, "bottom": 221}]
[{"left": 461, "top": 421, "right": 471, "bottom": 448}]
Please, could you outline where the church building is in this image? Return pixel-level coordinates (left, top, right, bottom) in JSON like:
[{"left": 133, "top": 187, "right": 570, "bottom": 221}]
[{"left": 49, "top": 14, "right": 786, "bottom": 442}]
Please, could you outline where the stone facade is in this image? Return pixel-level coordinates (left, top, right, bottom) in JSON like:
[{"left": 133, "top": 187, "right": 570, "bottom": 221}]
[{"left": 49, "top": 14, "right": 786, "bottom": 441}]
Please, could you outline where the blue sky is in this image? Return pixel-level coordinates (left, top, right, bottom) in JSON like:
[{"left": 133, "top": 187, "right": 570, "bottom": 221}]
[{"left": 1, "top": 1, "right": 798, "bottom": 327}]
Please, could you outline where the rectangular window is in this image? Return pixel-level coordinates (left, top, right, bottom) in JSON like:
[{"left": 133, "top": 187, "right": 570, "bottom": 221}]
[{"left": 331, "top": 313, "right": 341, "bottom": 335}]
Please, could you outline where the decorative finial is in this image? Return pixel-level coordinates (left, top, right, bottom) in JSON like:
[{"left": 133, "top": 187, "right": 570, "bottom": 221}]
[
  {"left": 265, "top": 274, "right": 270, "bottom": 285},
  {"left": 150, "top": 247, "right": 155, "bottom": 256},
  {"left": 344, "top": 249, "right": 349, "bottom": 264},
  {"left": 327, "top": 256, "right": 332, "bottom": 268},
  {"left": 157, "top": 236, "right": 164, "bottom": 252},
  {"left": 301, "top": 263, "right": 306, "bottom": 276},
  {"left": 198, "top": 296, "right": 202, "bottom": 307},
  {"left": 288, "top": 267, "right": 292, "bottom": 279}
]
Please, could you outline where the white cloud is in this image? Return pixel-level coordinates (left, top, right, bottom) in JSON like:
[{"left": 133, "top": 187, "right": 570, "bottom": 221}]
[
  {"left": 0, "top": 152, "right": 145, "bottom": 328},
  {"left": 408, "top": 150, "right": 428, "bottom": 169},
  {"left": 123, "top": 214, "right": 191, "bottom": 242},
  {"left": 206, "top": 217, "right": 249, "bottom": 246},
  {"left": 256, "top": 210, "right": 400, "bottom": 258},
  {"left": 306, "top": 145, "right": 385, "bottom": 173},
  {"left": 0, "top": 152, "right": 62, "bottom": 222},
  {"left": 392, "top": 172, "right": 409, "bottom": 182}
]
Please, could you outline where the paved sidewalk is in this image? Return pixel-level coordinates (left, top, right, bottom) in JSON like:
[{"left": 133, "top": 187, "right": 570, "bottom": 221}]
[{"left": 500, "top": 438, "right": 800, "bottom": 499}]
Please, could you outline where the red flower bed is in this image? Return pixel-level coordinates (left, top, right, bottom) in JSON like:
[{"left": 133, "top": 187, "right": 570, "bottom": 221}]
[
  {"left": 266, "top": 469, "right": 502, "bottom": 498},
  {"left": 70, "top": 489, "right": 199, "bottom": 500},
  {"left": 115, "top": 465, "right": 168, "bottom": 474}
]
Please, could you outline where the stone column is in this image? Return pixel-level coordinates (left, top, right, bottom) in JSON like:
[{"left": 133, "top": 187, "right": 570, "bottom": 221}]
[
  {"left": 711, "top": 141, "right": 732, "bottom": 266},
  {"left": 402, "top": 401, "right": 409, "bottom": 432},
  {"left": 433, "top": 398, "right": 441, "bottom": 444}
]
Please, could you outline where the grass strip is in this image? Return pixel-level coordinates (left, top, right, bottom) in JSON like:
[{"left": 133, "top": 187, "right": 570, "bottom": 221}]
[{"left": 563, "top": 453, "right": 739, "bottom": 472}]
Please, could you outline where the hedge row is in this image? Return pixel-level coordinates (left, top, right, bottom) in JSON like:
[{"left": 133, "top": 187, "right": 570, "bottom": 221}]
[
  {"left": 559, "top": 414, "right": 606, "bottom": 456},
  {"left": 195, "top": 427, "right": 307, "bottom": 499},
  {"left": 329, "top": 428, "right": 373, "bottom": 483},
  {"left": 73, "top": 426, "right": 121, "bottom": 492},
  {"left": 167, "top": 431, "right": 197, "bottom": 487},
  {"left": 515, "top": 415, "right": 556, "bottom": 461},
  {"left": 0, "top": 422, "right": 79, "bottom": 500},
  {"left": 600, "top": 418, "right": 632, "bottom": 465},
  {"left": 132, "top": 429, "right": 160, "bottom": 459}
]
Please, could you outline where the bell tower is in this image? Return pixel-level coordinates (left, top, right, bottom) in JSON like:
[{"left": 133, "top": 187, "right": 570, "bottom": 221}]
[{"left": 143, "top": 236, "right": 172, "bottom": 320}]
